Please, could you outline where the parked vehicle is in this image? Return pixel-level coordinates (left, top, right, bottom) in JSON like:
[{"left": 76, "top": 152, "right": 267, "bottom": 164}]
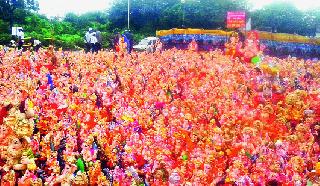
[{"left": 133, "top": 37, "right": 158, "bottom": 51}]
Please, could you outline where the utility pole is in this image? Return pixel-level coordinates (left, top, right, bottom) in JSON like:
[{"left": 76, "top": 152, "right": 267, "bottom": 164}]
[
  {"left": 8, "top": 1, "right": 16, "bottom": 33},
  {"left": 128, "top": 0, "right": 130, "bottom": 30},
  {"left": 181, "top": 0, "right": 185, "bottom": 28}
]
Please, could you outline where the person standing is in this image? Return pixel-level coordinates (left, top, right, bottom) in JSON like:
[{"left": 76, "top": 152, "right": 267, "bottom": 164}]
[
  {"left": 113, "top": 33, "right": 121, "bottom": 52},
  {"left": 90, "top": 30, "right": 98, "bottom": 53},
  {"left": 9, "top": 40, "right": 16, "bottom": 48},
  {"left": 155, "top": 39, "right": 163, "bottom": 53},
  {"left": 33, "top": 39, "right": 41, "bottom": 52},
  {"left": 123, "top": 31, "right": 133, "bottom": 54},
  {"left": 0, "top": 46, "right": 4, "bottom": 64},
  {"left": 30, "top": 38, "right": 41, "bottom": 52},
  {"left": 95, "top": 30, "right": 102, "bottom": 51},
  {"left": 17, "top": 28, "right": 24, "bottom": 50},
  {"left": 84, "top": 28, "right": 92, "bottom": 53}
]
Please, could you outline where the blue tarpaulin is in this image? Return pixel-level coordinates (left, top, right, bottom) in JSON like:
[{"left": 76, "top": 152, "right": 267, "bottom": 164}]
[{"left": 159, "top": 34, "right": 320, "bottom": 59}]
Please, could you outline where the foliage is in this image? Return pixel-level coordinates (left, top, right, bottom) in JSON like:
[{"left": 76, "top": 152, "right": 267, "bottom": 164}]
[
  {"left": 0, "top": 33, "right": 11, "bottom": 44},
  {"left": 109, "top": 0, "right": 248, "bottom": 32},
  {"left": 54, "top": 34, "right": 83, "bottom": 49},
  {"left": 252, "top": 2, "right": 305, "bottom": 35},
  {"left": 0, "top": 0, "right": 39, "bottom": 29}
]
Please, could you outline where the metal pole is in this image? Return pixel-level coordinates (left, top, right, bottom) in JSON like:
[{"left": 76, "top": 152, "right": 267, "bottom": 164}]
[
  {"left": 183, "top": 4, "right": 184, "bottom": 28},
  {"left": 9, "top": 2, "right": 14, "bottom": 33},
  {"left": 182, "top": 0, "right": 185, "bottom": 28},
  {"left": 127, "top": 0, "right": 129, "bottom": 29}
]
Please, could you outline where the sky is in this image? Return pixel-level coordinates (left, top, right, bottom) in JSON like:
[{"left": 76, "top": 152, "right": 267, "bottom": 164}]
[
  {"left": 38, "top": 0, "right": 113, "bottom": 17},
  {"left": 248, "top": 0, "right": 320, "bottom": 10},
  {"left": 38, "top": 0, "right": 320, "bottom": 18}
]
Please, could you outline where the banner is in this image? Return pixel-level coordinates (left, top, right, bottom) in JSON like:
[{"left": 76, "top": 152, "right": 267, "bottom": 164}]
[{"left": 227, "top": 11, "right": 246, "bottom": 29}]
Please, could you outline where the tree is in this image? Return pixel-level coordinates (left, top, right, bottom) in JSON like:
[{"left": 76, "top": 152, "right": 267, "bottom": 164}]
[
  {"left": 0, "top": 19, "right": 10, "bottom": 44},
  {"left": 108, "top": 0, "right": 130, "bottom": 31},
  {"left": 303, "top": 9, "right": 320, "bottom": 37},
  {"left": 0, "top": 0, "right": 39, "bottom": 31},
  {"left": 108, "top": 0, "right": 248, "bottom": 34},
  {"left": 180, "top": 0, "right": 248, "bottom": 29},
  {"left": 251, "top": 2, "right": 304, "bottom": 34}
]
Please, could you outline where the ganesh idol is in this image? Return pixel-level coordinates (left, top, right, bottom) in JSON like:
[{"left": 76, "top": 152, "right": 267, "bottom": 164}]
[{"left": 240, "top": 30, "right": 264, "bottom": 63}]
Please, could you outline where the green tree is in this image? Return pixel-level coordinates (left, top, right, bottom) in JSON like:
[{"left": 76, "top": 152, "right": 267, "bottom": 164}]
[
  {"left": 63, "top": 12, "right": 113, "bottom": 48},
  {"left": 251, "top": 2, "right": 305, "bottom": 34},
  {"left": 0, "top": 19, "right": 10, "bottom": 44},
  {"left": 182, "top": 0, "right": 248, "bottom": 29},
  {"left": 108, "top": 0, "right": 180, "bottom": 33},
  {"left": 0, "top": 0, "right": 39, "bottom": 30},
  {"left": 303, "top": 9, "right": 320, "bottom": 36},
  {"left": 108, "top": 0, "right": 248, "bottom": 33}
]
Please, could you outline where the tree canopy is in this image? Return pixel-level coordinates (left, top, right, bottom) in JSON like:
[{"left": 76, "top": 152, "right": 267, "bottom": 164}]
[{"left": 0, "top": 0, "right": 319, "bottom": 49}]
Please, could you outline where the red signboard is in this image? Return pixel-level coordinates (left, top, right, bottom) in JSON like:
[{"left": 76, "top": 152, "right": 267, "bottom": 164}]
[{"left": 227, "top": 11, "right": 246, "bottom": 29}]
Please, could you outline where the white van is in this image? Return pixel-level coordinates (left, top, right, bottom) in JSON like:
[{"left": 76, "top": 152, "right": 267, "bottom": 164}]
[{"left": 133, "top": 37, "right": 158, "bottom": 51}]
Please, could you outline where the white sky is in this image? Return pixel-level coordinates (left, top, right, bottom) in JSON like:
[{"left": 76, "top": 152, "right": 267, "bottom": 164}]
[
  {"left": 38, "top": 0, "right": 320, "bottom": 17},
  {"left": 38, "top": 0, "right": 113, "bottom": 17},
  {"left": 248, "top": 0, "right": 320, "bottom": 10}
]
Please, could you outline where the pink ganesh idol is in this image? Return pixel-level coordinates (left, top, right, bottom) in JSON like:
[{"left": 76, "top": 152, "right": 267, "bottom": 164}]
[{"left": 240, "top": 31, "right": 264, "bottom": 63}]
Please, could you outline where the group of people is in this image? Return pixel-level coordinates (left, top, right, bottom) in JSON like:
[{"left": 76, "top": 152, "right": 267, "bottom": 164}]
[
  {"left": 84, "top": 28, "right": 102, "bottom": 53},
  {"left": 85, "top": 30, "right": 134, "bottom": 54},
  {"left": 112, "top": 31, "right": 134, "bottom": 54},
  {"left": 0, "top": 30, "right": 320, "bottom": 185},
  {"left": 8, "top": 28, "right": 42, "bottom": 52}
]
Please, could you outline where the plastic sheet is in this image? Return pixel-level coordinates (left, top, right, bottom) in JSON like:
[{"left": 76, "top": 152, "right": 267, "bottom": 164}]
[
  {"left": 157, "top": 28, "right": 320, "bottom": 45},
  {"left": 159, "top": 34, "right": 320, "bottom": 59}
]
